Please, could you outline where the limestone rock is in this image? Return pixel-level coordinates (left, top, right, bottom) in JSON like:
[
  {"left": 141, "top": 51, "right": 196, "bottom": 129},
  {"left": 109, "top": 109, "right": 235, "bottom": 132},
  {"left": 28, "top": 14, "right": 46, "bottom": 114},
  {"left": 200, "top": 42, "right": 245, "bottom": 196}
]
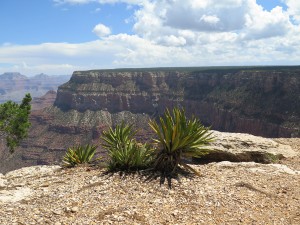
[
  {"left": 0, "top": 187, "right": 32, "bottom": 203},
  {"left": 5, "top": 165, "right": 61, "bottom": 180},
  {"left": 0, "top": 160, "right": 299, "bottom": 224},
  {"left": 199, "top": 131, "right": 298, "bottom": 163},
  {"left": 0, "top": 166, "right": 61, "bottom": 203},
  {"left": 215, "top": 161, "right": 300, "bottom": 175},
  {"left": 55, "top": 68, "right": 300, "bottom": 138}
]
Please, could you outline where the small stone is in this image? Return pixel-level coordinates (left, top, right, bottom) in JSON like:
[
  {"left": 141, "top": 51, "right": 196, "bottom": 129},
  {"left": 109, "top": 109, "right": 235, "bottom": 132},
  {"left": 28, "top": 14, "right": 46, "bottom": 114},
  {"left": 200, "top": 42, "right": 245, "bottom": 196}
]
[
  {"left": 71, "top": 207, "right": 79, "bottom": 213},
  {"left": 40, "top": 182, "right": 50, "bottom": 187},
  {"left": 172, "top": 210, "right": 179, "bottom": 216},
  {"left": 52, "top": 210, "right": 63, "bottom": 215},
  {"left": 36, "top": 218, "right": 43, "bottom": 223}
]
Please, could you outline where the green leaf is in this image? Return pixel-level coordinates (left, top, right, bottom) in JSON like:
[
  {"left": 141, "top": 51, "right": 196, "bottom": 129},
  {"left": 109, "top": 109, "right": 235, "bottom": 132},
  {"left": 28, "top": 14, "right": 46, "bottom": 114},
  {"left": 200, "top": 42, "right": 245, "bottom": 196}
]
[
  {"left": 151, "top": 107, "right": 213, "bottom": 177},
  {"left": 63, "top": 144, "right": 97, "bottom": 167},
  {"left": 101, "top": 122, "right": 154, "bottom": 172},
  {"left": 0, "top": 93, "right": 32, "bottom": 152}
]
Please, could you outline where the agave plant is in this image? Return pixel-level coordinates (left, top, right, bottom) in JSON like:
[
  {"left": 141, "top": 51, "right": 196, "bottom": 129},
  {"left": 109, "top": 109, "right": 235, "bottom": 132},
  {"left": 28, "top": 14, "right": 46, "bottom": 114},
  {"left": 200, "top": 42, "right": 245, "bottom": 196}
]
[
  {"left": 149, "top": 107, "right": 213, "bottom": 177},
  {"left": 101, "top": 122, "right": 153, "bottom": 171},
  {"left": 63, "top": 144, "right": 97, "bottom": 167}
]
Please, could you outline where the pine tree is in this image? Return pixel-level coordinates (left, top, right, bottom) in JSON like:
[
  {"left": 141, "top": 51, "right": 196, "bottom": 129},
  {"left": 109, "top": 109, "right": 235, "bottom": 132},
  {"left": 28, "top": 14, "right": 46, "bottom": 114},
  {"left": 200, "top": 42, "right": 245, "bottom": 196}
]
[{"left": 0, "top": 93, "right": 32, "bottom": 152}]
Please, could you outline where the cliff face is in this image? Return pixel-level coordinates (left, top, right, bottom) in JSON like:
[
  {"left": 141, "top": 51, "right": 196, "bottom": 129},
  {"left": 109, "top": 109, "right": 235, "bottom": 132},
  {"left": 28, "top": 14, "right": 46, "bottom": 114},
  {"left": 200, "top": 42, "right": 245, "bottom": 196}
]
[
  {"left": 31, "top": 90, "right": 57, "bottom": 111},
  {"left": 54, "top": 67, "right": 300, "bottom": 138},
  {"left": 1, "top": 67, "right": 299, "bottom": 173}
]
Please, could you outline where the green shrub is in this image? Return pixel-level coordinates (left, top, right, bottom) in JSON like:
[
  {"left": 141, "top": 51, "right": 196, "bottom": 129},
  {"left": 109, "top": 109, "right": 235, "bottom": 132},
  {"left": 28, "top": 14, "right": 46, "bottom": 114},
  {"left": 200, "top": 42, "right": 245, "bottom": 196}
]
[
  {"left": 63, "top": 144, "right": 97, "bottom": 167},
  {"left": 0, "top": 93, "right": 32, "bottom": 152},
  {"left": 149, "top": 108, "right": 213, "bottom": 177},
  {"left": 101, "top": 122, "right": 153, "bottom": 172}
]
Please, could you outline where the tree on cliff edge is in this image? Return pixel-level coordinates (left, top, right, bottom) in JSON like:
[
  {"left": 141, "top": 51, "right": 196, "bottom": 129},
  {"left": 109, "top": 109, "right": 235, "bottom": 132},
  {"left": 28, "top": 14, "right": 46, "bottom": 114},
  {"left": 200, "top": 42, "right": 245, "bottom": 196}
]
[{"left": 0, "top": 93, "right": 32, "bottom": 152}]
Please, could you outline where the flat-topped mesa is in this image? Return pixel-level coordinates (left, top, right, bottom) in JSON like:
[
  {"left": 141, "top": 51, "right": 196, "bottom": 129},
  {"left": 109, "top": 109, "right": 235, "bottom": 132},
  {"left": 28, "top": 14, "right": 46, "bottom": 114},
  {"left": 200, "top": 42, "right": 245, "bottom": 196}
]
[
  {"left": 54, "top": 70, "right": 186, "bottom": 114},
  {"left": 54, "top": 67, "right": 300, "bottom": 137}
]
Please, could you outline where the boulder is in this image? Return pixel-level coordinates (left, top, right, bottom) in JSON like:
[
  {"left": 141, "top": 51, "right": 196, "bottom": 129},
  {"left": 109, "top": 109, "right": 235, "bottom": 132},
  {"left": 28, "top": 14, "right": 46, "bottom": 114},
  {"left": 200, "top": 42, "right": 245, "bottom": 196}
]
[
  {"left": 195, "top": 131, "right": 298, "bottom": 163},
  {"left": 0, "top": 165, "right": 61, "bottom": 203}
]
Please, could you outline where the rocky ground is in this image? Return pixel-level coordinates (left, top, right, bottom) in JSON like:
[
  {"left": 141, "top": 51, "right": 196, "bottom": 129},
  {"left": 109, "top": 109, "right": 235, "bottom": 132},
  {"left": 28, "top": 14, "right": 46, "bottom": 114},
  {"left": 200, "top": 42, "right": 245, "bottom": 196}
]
[{"left": 0, "top": 138, "right": 299, "bottom": 225}]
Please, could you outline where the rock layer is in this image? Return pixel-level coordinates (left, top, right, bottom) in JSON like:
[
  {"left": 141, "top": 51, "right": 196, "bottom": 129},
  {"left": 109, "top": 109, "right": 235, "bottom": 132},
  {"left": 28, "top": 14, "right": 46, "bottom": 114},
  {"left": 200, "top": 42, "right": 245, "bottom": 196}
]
[
  {"left": 31, "top": 90, "right": 57, "bottom": 111},
  {"left": 55, "top": 67, "right": 300, "bottom": 137},
  {"left": 1, "top": 67, "right": 300, "bottom": 173}
]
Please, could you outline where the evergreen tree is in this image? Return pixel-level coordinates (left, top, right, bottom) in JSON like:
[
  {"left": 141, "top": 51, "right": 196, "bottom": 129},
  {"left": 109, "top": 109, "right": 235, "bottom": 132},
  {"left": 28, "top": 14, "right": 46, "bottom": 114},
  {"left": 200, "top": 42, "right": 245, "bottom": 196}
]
[{"left": 0, "top": 93, "right": 32, "bottom": 152}]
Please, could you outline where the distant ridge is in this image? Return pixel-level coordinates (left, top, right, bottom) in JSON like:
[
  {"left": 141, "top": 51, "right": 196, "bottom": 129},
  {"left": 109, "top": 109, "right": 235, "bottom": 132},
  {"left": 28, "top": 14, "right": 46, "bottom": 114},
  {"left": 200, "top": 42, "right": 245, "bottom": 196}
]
[
  {"left": 0, "top": 72, "right": 70, "bottom": 103},
  {"left": 76, "top": 65, "right": 300, "bottom": 73}
]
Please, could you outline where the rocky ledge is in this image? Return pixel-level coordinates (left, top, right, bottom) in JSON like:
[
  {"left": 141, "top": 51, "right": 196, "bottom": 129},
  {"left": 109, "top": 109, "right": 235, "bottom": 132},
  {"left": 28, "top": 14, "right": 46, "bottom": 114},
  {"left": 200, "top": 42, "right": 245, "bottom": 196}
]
[
  {"left": 201, "top": 131, "right": 298, "bottom": 163},
  {"left": 0, "top": 139, "right": 299, "bottom": 224}
]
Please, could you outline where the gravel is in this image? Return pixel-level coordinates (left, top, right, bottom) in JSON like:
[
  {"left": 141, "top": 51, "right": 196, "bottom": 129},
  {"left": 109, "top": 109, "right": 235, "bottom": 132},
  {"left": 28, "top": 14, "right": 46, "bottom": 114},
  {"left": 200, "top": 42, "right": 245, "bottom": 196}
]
[{"left": 0, "top": 138, "right": 299, "bottom": 225}]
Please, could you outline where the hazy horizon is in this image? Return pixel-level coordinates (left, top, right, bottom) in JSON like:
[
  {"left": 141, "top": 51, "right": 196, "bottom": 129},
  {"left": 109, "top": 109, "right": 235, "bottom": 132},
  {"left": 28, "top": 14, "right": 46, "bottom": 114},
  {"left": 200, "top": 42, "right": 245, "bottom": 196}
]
[{"left": 1, "top": 0, "right": 300, "bottom": 75}]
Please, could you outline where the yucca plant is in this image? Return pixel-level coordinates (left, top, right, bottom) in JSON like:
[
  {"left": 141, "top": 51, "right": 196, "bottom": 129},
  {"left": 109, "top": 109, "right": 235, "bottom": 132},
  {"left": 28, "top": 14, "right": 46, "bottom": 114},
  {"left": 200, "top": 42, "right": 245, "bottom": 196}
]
[
  {"left": 149, "top": 107, "right": 214, "bottom": 177},
  {"left": 63, "top": 144, "right": 97, "bottom": 167},
  {"left": 101, "top": 122, "right": 153, "bottom": 172}
]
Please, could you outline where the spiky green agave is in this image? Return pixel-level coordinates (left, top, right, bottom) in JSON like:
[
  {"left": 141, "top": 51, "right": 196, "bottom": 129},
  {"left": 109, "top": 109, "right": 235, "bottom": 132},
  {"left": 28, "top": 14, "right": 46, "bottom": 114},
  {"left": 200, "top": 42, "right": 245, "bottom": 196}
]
[
  {"left": 149, "top": 107, "right": 214, "bottom": 176},
  {"left": 63, "top": 144, "right": 97, "bottom": 167},
  {"left": 101, "top": 122, "right": 153, "bottom": 171}
]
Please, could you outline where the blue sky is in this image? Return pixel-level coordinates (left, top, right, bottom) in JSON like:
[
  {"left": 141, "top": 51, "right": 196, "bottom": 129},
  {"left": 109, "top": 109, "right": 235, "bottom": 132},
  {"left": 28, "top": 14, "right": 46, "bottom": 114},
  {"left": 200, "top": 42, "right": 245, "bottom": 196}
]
[
  {"left": 0, "top": 0, "right": 137, "bottom": 44},
  {"left": 0, "top": 0, "right": 299, "bottom": 75}
]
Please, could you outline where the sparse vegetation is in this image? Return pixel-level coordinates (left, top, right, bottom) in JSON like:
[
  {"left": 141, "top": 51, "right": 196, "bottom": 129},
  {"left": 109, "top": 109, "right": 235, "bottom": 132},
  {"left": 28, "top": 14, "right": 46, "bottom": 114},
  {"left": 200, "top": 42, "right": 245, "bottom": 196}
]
[
  {"left": 63, "top": 144, "right": 97, "bottom": 167},
  {"left": 149, "top": 108, "right": 213, "bottom": 178},
  {"left": 0, "top": 93, "right": 32, "bottom": 152},
  {"left": 63, "top": 107, "right": 214, "bottom": 187},
  {"left": 100, "top": 107, "right": 213, "bottom": 181},
  {"left": 101, "top": 122, "right": 153, "bottom": 172}
]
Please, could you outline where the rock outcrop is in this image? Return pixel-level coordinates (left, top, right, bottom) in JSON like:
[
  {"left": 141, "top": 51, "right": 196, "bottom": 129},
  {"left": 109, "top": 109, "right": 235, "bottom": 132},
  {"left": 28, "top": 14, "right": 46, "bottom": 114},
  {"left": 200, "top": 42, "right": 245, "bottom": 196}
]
[
  {"left": 197, "top": 131, "right": 298, "bottom": 163},
  {"left": 1, "top": 67, "right": 300, "bottom": 173},
  {"left": 0, "top": 157, "right": 300, "bottom": 224},
  {"left": 55, "top": 67, "right": 300, "bottom": 138},
  {"left": 31, "top": 90, "right": 57, "bottom": 111}
]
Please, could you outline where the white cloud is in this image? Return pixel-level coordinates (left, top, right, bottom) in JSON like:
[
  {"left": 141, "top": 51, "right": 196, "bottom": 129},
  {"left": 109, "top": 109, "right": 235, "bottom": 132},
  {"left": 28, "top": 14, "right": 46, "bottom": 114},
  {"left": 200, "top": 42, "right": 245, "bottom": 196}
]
[
  {"left": 200, "top": 15, "right": 220, "bottom": 25},
  {"left": 156, "top": 35, "right": 186, "bottom": 47},
  {"left": 242, "top": 5, "right": 292, "bottom": 40},
  {"left": 92, "top": 8, "right": 101, "bottom": 13},
  {"left": 133, "top": 0, "right": 248, "bottom": 35},
  {"left": 93, "top": 23, "right": 111, "bottom": 37},
  {"left": 2, "top": 0, "right": 300, "bottom": 75},
  {"left": 133, "top": 0, "right": 294, "bottom": 43},
  {"left": 0, "top": 40, "right": 119, "bottom": 75},
  {"left": 283, "top": 0, "right": 300, "bottom": 23},
  {"left": 1, "top": 29, "right": 300, "bottom": 76}
]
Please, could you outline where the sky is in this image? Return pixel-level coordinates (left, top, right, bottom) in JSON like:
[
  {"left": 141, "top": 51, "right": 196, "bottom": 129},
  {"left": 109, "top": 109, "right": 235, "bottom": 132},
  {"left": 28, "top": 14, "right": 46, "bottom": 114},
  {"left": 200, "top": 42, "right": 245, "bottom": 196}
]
[{"left": 0, "top": 0, "right": 299, "bottom": 75}]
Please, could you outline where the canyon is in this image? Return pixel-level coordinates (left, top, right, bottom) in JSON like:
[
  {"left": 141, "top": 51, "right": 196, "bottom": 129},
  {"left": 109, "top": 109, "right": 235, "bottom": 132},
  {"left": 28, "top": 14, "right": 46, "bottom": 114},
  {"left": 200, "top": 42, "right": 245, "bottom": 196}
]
[
  {"left": 0, "top": 72, "right": 70, "bottom": 103},
  {"left": 54, "top": 67, "right": 300, "bottom": 137},
  {"left": 0, "top": 66, "right": 299, "bottom": 173}
]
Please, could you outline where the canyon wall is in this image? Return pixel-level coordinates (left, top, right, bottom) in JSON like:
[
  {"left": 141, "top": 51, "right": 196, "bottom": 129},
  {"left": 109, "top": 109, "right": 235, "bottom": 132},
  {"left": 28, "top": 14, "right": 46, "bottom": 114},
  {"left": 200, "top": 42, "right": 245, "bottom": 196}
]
[
  {"left": 55, "top": 67, "right": 300, "bottom": 138},
  {"left": 1, "top": 67, "right": 299, "bottom": 173}
]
